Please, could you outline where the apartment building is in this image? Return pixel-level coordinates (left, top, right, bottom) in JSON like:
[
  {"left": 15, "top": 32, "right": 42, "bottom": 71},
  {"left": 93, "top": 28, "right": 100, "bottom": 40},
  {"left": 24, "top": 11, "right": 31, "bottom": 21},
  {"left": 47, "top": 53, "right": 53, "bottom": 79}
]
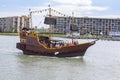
[
  {"left": 0, "top": 16, "right": 29, "bottom": 32},
  {"left": 53, "top": 16, "right": 120, "bottom": 35}
]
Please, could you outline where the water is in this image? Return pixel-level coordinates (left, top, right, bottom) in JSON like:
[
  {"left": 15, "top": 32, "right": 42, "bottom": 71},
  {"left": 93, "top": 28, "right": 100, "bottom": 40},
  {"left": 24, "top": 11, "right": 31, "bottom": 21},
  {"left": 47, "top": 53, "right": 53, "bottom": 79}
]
[{"left": 0, "top": 35, "right": 120, "bottom": 80}]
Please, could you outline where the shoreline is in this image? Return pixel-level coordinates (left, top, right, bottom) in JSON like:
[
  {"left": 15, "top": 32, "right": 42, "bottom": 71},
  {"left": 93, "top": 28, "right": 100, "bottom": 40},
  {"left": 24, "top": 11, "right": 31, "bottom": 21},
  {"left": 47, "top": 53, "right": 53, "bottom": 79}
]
[
  {"left": 0, "top": 32, "right": 66, "bottom": 37},
  {"left": 0, "top": 33, "right": 119, "bottom": 41},
  {"left": 0, "top": 33, "right": 18, "bottom": 36}
]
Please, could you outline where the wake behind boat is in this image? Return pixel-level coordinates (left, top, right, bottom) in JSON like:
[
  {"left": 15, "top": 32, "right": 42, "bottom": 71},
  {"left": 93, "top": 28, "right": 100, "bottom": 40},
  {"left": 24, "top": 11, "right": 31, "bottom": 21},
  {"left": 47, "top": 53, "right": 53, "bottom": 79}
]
[{"left": 16, "top": 5, "right": 96, "bottom": 57}]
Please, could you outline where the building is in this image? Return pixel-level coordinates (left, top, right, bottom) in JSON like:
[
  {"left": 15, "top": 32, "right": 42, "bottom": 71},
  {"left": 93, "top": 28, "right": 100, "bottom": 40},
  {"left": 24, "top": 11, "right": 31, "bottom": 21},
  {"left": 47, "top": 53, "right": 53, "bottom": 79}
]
[
  {"left": 0, "top": 16, "right": 29, "bottom": 32},
  {"left": 53, "top": 16, "right": 120, "bottom": 36}
]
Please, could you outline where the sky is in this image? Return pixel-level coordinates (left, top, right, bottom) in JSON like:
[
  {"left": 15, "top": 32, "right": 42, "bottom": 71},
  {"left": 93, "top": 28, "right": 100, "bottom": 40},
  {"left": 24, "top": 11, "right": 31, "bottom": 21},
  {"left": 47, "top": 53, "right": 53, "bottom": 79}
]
[{"left": 0, "top": 0, "right": 120, "bottom": 27}]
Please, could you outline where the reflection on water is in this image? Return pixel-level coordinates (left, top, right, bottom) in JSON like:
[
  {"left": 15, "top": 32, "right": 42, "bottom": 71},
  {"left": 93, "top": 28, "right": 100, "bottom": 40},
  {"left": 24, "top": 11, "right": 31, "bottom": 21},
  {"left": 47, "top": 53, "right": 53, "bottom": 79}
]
[
  {"left": 14, "top": 55, "right": 86, "bottom": 80},
  {"left": 0, "top": 36, "right": 120, "bottom": 80}
]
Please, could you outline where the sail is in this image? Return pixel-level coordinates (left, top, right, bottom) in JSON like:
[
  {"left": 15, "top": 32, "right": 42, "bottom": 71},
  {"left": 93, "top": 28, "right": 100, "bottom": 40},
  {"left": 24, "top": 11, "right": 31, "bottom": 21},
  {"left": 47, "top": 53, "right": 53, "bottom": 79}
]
[
  {"left": 44, "top": 16, "right": 56, "bottom": 25},
  {"left": 70, "top": 24, "right": 78, "bottom": 31}
]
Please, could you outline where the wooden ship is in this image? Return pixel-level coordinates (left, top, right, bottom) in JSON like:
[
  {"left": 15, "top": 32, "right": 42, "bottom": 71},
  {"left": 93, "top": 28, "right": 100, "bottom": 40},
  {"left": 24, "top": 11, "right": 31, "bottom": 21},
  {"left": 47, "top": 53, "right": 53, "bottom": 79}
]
[{"left": 16, "top": 5, "right": 96, "bottom": 57}]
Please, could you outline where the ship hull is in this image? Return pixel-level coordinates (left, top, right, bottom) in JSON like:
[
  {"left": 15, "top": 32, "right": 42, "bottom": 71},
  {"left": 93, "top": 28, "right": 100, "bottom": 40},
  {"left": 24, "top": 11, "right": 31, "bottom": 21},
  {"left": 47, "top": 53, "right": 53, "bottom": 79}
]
[
  {"left": 16, "top": 41, "right": 95, "bottom": 57},
  {"left": 23, "top": 50, "right": 86, "bottom": 57}
]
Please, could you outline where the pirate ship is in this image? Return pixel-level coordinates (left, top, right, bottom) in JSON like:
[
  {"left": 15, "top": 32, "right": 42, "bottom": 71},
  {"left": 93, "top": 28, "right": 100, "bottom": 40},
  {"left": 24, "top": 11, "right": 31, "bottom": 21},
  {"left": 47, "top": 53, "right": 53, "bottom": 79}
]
[{"left": 16, "top": 5, "right": 96, "bottom": 57}]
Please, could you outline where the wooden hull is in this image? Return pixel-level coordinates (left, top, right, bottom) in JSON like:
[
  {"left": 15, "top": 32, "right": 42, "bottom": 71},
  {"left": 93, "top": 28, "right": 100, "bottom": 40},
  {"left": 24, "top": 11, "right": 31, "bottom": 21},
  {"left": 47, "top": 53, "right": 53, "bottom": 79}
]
[{"left": 16, "top": 41, "right": 95, "bottom": 57}]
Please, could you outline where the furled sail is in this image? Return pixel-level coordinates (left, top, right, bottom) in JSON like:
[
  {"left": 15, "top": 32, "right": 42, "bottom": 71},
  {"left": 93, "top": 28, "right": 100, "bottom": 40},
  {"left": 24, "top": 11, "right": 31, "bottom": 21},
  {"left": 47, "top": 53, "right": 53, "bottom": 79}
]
[
  {"left": 44, "top": 16, "right": 56, "bottom": 25},
  {"left": 70, "top": 24, "right": 78, "bottom": 31}
]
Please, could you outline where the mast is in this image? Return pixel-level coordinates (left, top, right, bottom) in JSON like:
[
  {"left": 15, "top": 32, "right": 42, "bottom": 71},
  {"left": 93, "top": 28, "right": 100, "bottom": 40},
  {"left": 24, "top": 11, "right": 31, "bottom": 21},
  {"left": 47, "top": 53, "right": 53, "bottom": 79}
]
[
  {"left": 29, "top": 9, "right": 32, "bottom": 28},
  {"left": 48, "top": 4, "right": 51, "bottom": 17},
  {"left": 48, "top": 4, "right": 52, "bottom": 38},
  {"left": 28, "top": 5, "right": 67, "bottom": 34},
  {"left": 72, "top": 12, "right": 74, "bottom": 43}
]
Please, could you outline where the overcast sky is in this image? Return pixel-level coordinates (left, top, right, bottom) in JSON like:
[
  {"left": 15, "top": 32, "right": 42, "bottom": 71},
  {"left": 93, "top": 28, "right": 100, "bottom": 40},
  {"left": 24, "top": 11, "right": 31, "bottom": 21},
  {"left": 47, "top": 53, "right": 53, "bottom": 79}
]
[
  {"left": 0, "top": 0, "right": 120, "bottom": 17},
  {"left": 0, "top": 0, "right": 119, "bottom": 27}
]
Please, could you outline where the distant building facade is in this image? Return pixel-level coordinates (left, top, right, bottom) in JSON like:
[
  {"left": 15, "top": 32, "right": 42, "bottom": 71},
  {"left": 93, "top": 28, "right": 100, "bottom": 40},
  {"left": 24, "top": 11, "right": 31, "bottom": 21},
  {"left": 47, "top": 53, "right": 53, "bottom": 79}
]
[
  {"left": 53, "top": 17, "right": 120, "bottom": 36},
  {"left": 0, "top": 16, "right": 29, "bottom": 32}
]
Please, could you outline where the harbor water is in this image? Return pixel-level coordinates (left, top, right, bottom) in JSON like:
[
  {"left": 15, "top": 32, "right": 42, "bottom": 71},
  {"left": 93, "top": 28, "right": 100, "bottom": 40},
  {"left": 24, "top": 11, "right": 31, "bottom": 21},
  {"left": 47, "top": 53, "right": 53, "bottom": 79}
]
[{"left": 0, "top": 35, "right": 120, "bottom": 80}]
